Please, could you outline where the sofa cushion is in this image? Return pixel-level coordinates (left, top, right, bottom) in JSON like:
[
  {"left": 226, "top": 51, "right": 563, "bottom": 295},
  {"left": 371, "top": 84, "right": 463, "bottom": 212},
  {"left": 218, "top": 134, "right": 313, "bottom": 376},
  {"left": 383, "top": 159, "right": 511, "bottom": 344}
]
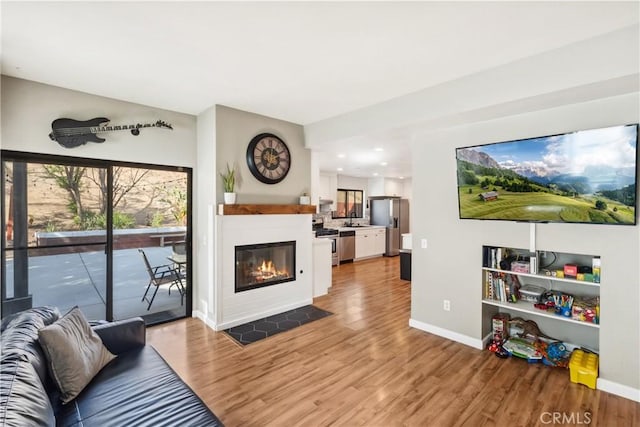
[
  {"left": 55, "top": 345, "right": 223, "bottom": 426},
  {"left": 38, "top": 307, "right": 115, "bottom": 404},
  {"left": 0, "top": 358, "right": 56, "bottom": 427},
  {"left": 0, "top": 307, "right": 60, "bottom": 427},
  {"left": 0, "top": 306, "right": 60, "bottom": 386}
]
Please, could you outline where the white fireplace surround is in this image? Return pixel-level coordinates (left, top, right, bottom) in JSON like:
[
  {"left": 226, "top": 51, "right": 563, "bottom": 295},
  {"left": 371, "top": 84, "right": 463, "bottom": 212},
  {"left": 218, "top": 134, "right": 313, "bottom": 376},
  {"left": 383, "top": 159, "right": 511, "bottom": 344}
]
[{"left": 213, "top": 214, "right": 313, "bottom": 330}]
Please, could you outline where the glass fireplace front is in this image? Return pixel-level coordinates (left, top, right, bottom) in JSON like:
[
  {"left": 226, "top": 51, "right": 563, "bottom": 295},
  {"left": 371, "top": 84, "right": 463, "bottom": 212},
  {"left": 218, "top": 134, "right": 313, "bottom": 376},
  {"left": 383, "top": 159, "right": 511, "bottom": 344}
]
[{"left": 235, "top": 240, "right": 296, "bottom": 292}]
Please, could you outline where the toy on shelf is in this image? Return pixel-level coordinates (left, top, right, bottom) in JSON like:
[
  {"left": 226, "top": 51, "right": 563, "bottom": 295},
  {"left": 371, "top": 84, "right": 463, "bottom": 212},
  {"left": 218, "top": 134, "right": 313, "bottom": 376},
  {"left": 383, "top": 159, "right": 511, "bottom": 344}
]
[
  {"left": 553, "top": 294, "right": 574, "bottom": 317},
  {"left": 572, "top": 297, "right": 599, "bottom": 324},
  {"left": 487, "top": 339, "right": 510, "bottom": 358},
  {"left": 569, "top": 349, "right": 599, "bottom": 389},
  {"left": 509, "top": 317, "right": 558, "bottom": 342},
  {"left": 502, "top": 337, "right": 543, "bottom": 362},
  {"left": 487, "top": 313, "right": 511, "bottom": 358},
  {"left": 536, "top": 341, "right": 570, "bottom": 367}
]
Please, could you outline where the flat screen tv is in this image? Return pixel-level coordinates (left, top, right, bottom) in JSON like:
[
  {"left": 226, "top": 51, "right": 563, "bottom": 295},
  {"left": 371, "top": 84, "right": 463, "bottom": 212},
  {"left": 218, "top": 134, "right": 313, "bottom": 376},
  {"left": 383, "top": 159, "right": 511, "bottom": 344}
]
[{"left": 456, "top": 123, "right": 638, "bottom": 225}]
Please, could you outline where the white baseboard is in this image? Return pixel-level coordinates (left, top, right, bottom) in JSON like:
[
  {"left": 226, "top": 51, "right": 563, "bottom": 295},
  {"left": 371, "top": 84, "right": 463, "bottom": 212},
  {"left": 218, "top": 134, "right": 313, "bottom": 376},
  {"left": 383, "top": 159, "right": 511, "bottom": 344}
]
[
  {"left": 191, "top": 310, "right": 217, "bottom": 331},
  {"left": 597, "top": 378, "right": 640, "bottom": 402},
  {"left": 215, "top": 298, "right": 313, "bottom": 331},
  {"left": 409, "top": 318, "right": 484, "bottom": 350},
  {"left": 408, "top": 319, "right": 640, "bottom": 402}
]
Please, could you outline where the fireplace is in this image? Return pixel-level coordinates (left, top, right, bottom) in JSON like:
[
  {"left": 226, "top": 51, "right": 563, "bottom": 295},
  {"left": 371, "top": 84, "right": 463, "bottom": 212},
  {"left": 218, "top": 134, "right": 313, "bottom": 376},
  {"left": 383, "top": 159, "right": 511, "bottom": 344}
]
[{"left": 235, "top": 240, "right": 296, "bottom": 292}]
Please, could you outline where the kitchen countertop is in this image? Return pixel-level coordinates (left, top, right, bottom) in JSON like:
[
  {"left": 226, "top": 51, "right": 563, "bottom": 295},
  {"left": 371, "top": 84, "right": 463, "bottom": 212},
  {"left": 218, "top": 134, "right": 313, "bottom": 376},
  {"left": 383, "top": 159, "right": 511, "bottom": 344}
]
[{"left": 337, "top": 225, "right": 386, "bottom": 231}]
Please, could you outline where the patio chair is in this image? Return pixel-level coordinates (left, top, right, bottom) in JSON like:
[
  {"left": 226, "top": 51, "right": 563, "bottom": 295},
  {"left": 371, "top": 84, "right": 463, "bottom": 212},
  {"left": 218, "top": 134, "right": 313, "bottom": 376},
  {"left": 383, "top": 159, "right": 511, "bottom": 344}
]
[
  {"left": 138, "top": 248, "right": 185, "bottom": 310},
  {"left": 171, "top": 243, "right": 187, "bottom": 273}
]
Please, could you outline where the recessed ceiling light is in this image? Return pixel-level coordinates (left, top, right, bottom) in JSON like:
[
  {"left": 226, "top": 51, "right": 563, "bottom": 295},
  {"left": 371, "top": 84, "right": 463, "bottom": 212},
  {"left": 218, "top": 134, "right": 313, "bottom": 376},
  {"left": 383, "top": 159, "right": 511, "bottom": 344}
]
[
  {"left": 399, "top": 176, "right": 404, "bottom": 179},
  {"left": 373, "top": 172, "right": 379, "bottom": 176},
  {"left": 337, "top": 167, "right": 343, "bottom": 171},
  {"left": 380, "top": 162, "right": 388, "bottom": 166},
  {"left": 374, "top": 147, "right": 384, "bottom": 152},
  {"left": 337, "top": 153, "right": 346, "bottom": 158}
]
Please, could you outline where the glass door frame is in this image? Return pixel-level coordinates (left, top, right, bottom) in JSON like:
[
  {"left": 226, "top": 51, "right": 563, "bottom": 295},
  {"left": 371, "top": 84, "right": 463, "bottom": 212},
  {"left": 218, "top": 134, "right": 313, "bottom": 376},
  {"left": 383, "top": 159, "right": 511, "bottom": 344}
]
[{"left": 1, "top": 150, "right": 193, "bottom": 322}]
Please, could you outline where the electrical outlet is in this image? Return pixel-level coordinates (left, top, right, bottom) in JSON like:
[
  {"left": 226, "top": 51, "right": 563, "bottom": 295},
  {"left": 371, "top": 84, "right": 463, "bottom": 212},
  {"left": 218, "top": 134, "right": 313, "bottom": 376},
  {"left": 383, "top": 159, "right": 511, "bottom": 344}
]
[
  {"left": 421, "top": 238, "right": 428, "bottom": 249},
  {"left": 443, "top": 300, "right": 451, "bottom": 311}
]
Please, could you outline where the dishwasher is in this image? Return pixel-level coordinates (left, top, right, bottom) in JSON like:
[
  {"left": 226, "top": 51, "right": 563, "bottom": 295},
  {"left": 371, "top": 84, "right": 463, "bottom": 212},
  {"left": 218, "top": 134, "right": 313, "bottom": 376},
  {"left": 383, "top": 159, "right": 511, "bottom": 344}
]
[{"left": 339, "top": 230, "right": 355, "bottom": 263}]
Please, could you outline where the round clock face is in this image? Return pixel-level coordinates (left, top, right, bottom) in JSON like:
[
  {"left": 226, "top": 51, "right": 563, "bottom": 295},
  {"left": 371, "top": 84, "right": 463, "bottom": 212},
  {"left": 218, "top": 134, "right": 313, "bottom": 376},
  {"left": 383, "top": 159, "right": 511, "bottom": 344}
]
[{"left": 246, "top": 133, "right": 291, "bottom": 184}]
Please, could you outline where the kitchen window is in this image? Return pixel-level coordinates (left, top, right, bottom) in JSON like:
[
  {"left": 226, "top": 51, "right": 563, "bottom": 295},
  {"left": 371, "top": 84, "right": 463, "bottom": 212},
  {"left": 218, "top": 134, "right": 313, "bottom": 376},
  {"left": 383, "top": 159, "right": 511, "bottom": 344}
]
[{"left": 335, "top": 189, "right": 363, "bottom": 218}]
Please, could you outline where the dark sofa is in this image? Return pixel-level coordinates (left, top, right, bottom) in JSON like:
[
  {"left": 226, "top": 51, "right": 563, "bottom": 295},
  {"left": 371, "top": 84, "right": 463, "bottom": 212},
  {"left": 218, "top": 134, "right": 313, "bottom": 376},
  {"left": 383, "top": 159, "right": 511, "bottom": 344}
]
[{"left": 0, "top": 307, "right": 223, "bottom": 426}]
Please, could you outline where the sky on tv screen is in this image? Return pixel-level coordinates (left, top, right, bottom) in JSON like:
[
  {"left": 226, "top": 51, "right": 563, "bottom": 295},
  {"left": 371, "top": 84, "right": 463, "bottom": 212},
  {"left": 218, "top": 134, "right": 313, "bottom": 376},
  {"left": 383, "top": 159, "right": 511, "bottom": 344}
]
[{"left": 472, "top": 124, "right": 637, "bottom": 179}]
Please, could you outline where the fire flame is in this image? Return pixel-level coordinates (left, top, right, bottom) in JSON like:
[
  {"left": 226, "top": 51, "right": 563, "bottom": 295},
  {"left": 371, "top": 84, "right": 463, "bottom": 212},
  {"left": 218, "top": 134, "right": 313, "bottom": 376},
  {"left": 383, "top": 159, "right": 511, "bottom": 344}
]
[{"left": 253, "top": 259, "right": 289, "bottom": 281}]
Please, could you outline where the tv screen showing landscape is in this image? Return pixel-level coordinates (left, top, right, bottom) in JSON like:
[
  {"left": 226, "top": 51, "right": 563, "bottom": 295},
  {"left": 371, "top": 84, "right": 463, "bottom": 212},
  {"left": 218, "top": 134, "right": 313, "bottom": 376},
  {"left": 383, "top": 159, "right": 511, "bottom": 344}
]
[{"left": 456, "top": 124, "right": 638, "bottom": 225}]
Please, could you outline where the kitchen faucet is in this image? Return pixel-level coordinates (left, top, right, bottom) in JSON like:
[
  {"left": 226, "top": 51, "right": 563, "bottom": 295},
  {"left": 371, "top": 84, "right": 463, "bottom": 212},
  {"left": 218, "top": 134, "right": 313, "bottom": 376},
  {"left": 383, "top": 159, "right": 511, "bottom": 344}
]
[{"left": 347, "top": 211, "right": 357, "bottom": 226}]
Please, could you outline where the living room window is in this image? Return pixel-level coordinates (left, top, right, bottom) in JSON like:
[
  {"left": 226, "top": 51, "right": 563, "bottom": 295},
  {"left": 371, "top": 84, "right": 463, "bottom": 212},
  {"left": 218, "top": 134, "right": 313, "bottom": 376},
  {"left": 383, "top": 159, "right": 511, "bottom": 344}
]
[
  {"left": 335, "top": 189, "right": 363, "bottom": 218},
  {"left": 1, "top": 151, "right": 192, "bottom": 325}
]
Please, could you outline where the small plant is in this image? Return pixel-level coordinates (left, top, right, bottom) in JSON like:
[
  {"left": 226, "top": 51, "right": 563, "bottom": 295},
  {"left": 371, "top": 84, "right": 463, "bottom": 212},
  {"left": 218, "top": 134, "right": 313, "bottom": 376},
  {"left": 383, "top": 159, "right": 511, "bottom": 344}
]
[
  {"left": 220, "top": 163, "right": 236, "bottom": 193},
  {"left": 74, "top": 211, "right": 135, "bottom": 230},
  {"left": 150, "top": 211, "right": 164, "bottom": 227},
  {"left": 160, "top": 187, "right": 188, "bottom": 225}
]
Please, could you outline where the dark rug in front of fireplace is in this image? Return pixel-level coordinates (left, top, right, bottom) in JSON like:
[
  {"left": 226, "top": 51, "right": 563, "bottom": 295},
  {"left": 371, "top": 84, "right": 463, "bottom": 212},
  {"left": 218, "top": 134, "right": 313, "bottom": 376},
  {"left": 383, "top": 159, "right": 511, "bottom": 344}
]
[{"left": 223, "top": 305, "right": 332, "bottom": 346}]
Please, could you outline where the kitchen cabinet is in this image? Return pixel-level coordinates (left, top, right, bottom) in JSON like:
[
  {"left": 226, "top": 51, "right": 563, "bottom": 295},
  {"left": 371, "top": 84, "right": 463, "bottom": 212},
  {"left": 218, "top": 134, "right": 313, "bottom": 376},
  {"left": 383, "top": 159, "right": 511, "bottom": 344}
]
[
  {"left": 373, "top": 228, "right": 386, "bottom": 254},
  {"left": 355, "top": 227, "right": 386, "bottom": 259},
  {"left": 312, "top": 238, "right": 332, "bottom": 297},
  {"left": 368, "top": 177, "right": 405, "bottom": 197},
  {"left": 319, "top": 172, "right": 337, "bottom": 211}
]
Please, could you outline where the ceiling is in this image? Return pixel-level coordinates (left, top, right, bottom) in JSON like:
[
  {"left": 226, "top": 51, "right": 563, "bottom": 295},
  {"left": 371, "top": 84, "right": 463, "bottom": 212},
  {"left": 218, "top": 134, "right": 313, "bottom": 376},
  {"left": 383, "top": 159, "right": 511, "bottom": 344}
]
[{"left": 2, "top": 2, "right": 638, "bottom": 179}]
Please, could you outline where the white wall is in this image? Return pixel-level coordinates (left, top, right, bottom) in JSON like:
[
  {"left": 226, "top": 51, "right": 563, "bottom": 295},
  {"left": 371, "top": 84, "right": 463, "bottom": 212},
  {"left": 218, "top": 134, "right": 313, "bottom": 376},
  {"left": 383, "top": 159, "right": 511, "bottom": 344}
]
[
  {"left": 337, "top": 175, "right": 368, "bottom": 193},
  {"left": 215, "top": 105, "right": 310, "bottom": 204},
  {"left": 194, "top": 106, "right": 216, "bottom": 323},
  {"left": 411, "top": 93, "right": 639, "bottom": 393},
  {"left": 1, "top": 76, "right": 196, "bottom": 166}
]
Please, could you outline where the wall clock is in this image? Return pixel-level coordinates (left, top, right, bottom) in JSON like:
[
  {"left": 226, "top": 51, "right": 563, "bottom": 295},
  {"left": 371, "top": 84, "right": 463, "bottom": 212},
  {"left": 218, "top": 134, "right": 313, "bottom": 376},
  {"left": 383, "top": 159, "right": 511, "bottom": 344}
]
[{"left": 246, "top": 133, "right": 291, "bottom": 184}]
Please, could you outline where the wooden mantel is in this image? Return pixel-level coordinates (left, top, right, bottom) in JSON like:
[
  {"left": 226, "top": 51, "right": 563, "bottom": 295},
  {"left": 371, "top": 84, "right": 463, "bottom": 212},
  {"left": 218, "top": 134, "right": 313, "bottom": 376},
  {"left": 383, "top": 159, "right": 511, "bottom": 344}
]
[{"left": 218, "top": 204, "right": 317, "bottom": 215}]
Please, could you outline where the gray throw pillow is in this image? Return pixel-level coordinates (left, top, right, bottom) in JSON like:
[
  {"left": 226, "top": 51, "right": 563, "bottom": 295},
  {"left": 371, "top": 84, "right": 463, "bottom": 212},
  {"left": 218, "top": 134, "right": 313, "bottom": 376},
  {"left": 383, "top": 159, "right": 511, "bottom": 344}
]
[{"left": 38, "top": 307, "right": 116, "bottom": 404}]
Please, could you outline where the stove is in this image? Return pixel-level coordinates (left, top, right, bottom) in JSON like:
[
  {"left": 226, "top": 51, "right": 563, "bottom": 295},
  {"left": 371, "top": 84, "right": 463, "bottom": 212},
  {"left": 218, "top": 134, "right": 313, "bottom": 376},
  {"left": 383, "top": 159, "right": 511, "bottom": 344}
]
[
  {"left": 314, "top": 228, "right": 339, "bottom": 265},
  {"left": 315, "top": 228, "right": 339, "bottom": 237}
]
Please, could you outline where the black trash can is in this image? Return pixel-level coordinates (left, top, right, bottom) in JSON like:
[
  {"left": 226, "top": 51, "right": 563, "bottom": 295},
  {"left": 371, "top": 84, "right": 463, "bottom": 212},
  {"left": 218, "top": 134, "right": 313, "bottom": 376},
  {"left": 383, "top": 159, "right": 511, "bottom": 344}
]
[{"left": 399, "top": 249, "right": 411, "bottom": 281}]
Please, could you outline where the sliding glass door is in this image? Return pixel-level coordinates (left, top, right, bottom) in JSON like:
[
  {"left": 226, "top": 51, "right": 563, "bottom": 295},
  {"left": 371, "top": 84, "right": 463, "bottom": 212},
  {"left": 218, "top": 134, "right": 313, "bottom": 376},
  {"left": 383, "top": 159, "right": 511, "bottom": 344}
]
[
  {"left": 1, "top": 152, "right": 191, "bottom": 325},
  {"left": 2, "top": 159, "right": 108, "bottom": 319},
  {"left": 111, "top": 166, "right": 188, "bottom": 322}
]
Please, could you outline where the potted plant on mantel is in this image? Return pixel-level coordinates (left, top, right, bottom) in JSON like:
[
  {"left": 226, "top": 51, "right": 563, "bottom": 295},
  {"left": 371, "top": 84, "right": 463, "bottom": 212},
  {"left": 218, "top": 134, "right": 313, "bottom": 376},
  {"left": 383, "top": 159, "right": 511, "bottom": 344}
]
[{"left": 220, "top": 163, "right": 236, "bottom": 204}]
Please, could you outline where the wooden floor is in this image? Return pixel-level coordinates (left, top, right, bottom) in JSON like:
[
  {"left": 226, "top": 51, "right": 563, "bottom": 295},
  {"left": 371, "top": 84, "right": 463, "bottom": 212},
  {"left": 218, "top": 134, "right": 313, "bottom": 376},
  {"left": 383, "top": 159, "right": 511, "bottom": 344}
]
[{"left": 148, "top": 257, "right": 639, "bottom": 427}]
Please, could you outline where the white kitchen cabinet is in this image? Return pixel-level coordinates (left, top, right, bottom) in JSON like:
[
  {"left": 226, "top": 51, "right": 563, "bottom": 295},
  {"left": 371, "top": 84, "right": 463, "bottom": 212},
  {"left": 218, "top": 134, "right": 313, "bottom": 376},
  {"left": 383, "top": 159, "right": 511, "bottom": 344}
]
[
  {"left": 355, "top": 227, "right": 386, "bottom": 259},
  {"left": 312, "top": 238, "right": 332, "bottom": 297},
  {"left": 319, "top": 172, "right": 337, "bottom": 210},
  {"left": 384, "top": 179, "right": 403, "bottom": 197},
  {"left": 373, "top": 228, "right": 386, "bottom": 255},
  {"left": 355, "top": 231, "right": 370, "bottom": 259}
]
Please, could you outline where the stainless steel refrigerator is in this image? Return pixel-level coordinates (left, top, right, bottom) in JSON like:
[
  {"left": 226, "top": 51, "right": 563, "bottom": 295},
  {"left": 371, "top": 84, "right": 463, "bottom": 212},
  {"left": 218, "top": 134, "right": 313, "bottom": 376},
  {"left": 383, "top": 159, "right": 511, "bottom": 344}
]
[{"left": 369, "top": 197, "right": 410, "bottom": 256}]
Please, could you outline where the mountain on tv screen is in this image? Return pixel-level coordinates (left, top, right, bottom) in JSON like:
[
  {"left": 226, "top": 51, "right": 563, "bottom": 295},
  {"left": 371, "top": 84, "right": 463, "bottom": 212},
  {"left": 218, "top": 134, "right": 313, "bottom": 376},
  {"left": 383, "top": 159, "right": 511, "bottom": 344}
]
[{"left": 455, "top": 124, "right": 638, "bottom": 225}]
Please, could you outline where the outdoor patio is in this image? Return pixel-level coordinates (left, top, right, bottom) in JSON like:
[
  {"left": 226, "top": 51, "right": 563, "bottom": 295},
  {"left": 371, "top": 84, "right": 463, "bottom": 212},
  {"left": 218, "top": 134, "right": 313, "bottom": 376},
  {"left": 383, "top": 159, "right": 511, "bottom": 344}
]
[{"left": 4, "top": 246, "right": 186, "bottom": 321}]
